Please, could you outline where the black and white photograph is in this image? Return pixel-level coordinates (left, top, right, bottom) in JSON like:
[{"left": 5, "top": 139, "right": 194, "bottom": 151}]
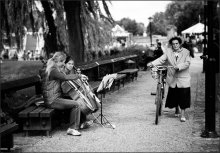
[{"left": 0, "top": 0, "right": 219, "bottom": 152}]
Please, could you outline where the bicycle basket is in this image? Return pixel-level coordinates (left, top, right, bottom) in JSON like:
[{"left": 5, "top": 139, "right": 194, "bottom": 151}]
[{"left": 150, "top": 67, "right": 159, "bottom": 80}]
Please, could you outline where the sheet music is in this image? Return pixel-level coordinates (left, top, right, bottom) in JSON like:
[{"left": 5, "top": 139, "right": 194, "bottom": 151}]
[{"left": 97, "top": 74, "right": 117, "bottom": 93}]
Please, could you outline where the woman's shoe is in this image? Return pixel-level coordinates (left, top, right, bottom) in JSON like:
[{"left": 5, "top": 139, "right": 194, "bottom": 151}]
[
  {"left": 180, "top": 117, "right": 186, "bottom": 122},
  {"left": 80, "top": 123, "right": 89, "bottom": 129},
  {"left": 175, "top": 107, "right": 180, "bottom": 116},
  {"left": 67, "top": 128, "right": 81, "bottom": 136},
  {"left": 80, "top": 120, "right": 93, "bottom": 129}
]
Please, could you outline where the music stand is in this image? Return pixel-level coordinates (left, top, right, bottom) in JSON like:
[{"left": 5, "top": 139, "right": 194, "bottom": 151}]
[{"left": 93, "top": 74, "right": 116, "bottom": 129}]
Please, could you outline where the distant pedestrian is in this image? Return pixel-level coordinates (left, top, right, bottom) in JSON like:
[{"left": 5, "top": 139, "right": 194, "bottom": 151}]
[
  {"left": 147, "top": 36, "right": 191, "bottom": 122},
  {"left": 182, "top": 36, "right": 194, "bottom": 58},
  {"left": 154, "top": 42, "right": 164, "bottom": 59},
  {"left": 141, "top": 50, "right": 154, "bottom": 71}
]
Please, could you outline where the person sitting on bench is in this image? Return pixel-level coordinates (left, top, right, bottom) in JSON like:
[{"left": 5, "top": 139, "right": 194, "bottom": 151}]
[
  {"left": 41, "top": 51, "right": 87, "bottom": 136},
  {"left": 62, "top": 55, "right": 93, "bottom": 129}
]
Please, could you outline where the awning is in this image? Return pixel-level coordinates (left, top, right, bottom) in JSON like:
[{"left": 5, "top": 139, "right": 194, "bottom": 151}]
[
  {"left": 181, "top": 23, "right": 207, "bottom": 34},
  {"left": 112, "top": 24, "right": 130, "bottom": 37}
]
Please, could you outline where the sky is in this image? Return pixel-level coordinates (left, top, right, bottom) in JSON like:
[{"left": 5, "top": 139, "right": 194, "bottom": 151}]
[
  {"left": 107, "top": 1, "right": 171, "bottom": 27},
  {"left": 36, "top": 0, "right": 171, "bottom": 27}
]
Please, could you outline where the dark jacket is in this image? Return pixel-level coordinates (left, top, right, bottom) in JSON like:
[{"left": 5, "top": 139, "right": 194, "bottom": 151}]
[
  {"left": 182, "top": 42, "right": 194, "bottom": 58},
  {"left": 154, "top": 46, "right": 163, "bottom": 59}
]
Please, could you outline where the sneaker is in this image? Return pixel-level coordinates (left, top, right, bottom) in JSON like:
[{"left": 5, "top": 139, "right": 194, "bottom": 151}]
[
  {"left": 180, "top": 117, "right": 186, "bottom": 122},
  {"left": 67, "top": 128, "right": 81, "bottom": 136},
  {"left": 86, "top": 120, "right": 93, "bottom": 125},
  {"left": 80, "top": 123, "right": 89, "bottom": 129}
]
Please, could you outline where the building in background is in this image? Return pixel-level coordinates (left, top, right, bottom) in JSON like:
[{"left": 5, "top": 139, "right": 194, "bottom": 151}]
[
  {"left": 23, "top": 27, "right": 45, "bottom": 60},
  {"left": 1, "top": 27, "right": 45, "bottom": 61},
  {"left": 111, "top": 24, "right": 133, "bottom": 48}
]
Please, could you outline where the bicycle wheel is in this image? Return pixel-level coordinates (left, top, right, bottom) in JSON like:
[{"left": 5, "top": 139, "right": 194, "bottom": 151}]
[{"left": 155, "top": 83, "right": 163, "bottom": 125}]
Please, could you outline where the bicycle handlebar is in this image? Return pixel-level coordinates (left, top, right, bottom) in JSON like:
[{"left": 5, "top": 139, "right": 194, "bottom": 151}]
[{"left": 150, "top": 65, "right": 174, "bottom": 71}]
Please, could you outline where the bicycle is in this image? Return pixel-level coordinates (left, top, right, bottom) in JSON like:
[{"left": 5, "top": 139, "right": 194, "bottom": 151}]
[{"left": 150, "top": 65, "right": 173, "bottom": 125}]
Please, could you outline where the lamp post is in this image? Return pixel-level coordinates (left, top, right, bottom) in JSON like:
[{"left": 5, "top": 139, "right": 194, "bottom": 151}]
[
  {"left": 200, "top": 0, "right": 219, "bottom": 138},
  {"left": 148, "top": 17, "right": 153, "bottom": 46},
  {"left": 201, "top": 1, "right": 208, "bottom": 73},
  {"left": 148, "top": 16, "right": 154, "bottom": 95}
]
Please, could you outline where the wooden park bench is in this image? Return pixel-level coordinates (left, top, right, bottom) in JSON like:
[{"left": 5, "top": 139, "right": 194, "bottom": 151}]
[
  {"left": 1, "top": 73, "right": 101, "bottom": 136},
  {"left": 1, "top": 76, "right": 42, "bottom": 148},
  {"left": 97, "top": 73, "right": 127, "bottom": 95},
  {"left": 75, "top": 59, "right": 116, "bottom": 93},
  {"left": 17, "top": 79, "right": 101, "bottom": 136},
  {"left": 0, "top": 122, "right": 19, "bottom": 151},
  {"left": 18, "top": 105, "right": 54, "bottom": 136},
  {"left": 1, "top": 75, "right": 42, "bottom": 96},
  {"left": 1, "top": 75, "right": 49, "bottom": 136},
  {"left": 93, "top": 56, "right": 138, "bottom": 92},
  {"left": 112, "top": 74, "right": 127, "bottom": 91},
  {"left": 118, "top": 68, "right": 139, "bottom": 82}
]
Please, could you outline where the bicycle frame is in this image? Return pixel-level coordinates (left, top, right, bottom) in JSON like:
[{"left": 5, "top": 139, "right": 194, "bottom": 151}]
[{"left": 150, "top": 65, "right": 172, "bottom": 125}]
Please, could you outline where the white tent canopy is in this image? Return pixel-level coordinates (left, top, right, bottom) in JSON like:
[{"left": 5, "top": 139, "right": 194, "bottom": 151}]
[
  {"left": 112, "top": 24, "right": 130, "bottom": 37},
  {"left": 181, "top": 23, "right": 207, "bottom": 34}
]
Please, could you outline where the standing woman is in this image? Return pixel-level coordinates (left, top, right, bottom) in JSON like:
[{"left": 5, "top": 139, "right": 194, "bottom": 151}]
[
  {"left": 147, "top": 37, "right": 191, "bottom": 122},
  {"left": 41, "top": 51, "right": 82, "bottom": 136}
]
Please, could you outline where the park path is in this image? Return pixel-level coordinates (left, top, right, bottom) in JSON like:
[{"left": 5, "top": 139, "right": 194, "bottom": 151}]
[{"left": 14, "top": 53, "right": 219, "bottom": 152}]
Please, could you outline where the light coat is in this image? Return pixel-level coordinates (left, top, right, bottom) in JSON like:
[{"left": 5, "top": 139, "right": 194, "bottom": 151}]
[{"left": 152, "top": 47, "right": 191, "bottom": 88}]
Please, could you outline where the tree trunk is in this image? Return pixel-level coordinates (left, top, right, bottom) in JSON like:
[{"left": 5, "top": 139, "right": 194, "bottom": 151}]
[
  {"left": 41, "top": 0, "right": 58, "bottom": 58},
  {"left": 64, "top": 1, "right": 84, "bottom": 64}
]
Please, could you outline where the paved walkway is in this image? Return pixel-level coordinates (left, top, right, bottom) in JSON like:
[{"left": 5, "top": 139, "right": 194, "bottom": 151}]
[{"left": 13, "top": 53, "right": 220, "bottom": 152}]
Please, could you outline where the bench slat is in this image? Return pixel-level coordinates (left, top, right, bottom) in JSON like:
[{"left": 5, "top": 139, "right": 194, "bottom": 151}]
[
  {"left": 29, "top": 106, "right": 46, "bottom": 117},
  {"left": 78, "top": 63, "right": 98, "bottom": 70},
  {"left": 1, "top": 75, "right": 41, "bottom": 91},
  {"left": 115, "top": 74, "right": 126, "bottom": 80},
  {"left": 40, "top": 108, "right": 55, "bottom": 117},
  {"left": 112, "top": 74, "right": 127, "bottom": 90},
  {"left": 118, "top": 69, "right": 138, "bottom": 82},
  {"left": 118, "top": 68, "right": 138, "bottom": 74},
  {"left": 0, "top": 122, "right": 19, "bottom": 137},
  {"left": 18, "top": 106, "right": 37, "bottom": 118}
]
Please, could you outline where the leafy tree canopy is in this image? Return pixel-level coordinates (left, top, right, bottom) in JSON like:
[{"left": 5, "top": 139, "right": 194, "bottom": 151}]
[
  {"left": 165, "top": 1, "right": 204, "bottom": 34},
  {"left": 116, "top": 18, "right": 144, "bottom": 36},
  {"left": 146, "top": 1, "right": 205, "bottom": 36},
  {"left": 0, "top": 0, "right": 114, "bottom": 63}
]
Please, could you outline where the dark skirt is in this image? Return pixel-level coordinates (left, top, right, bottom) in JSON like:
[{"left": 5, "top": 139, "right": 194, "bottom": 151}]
[{"left": 165, "top": 86, "right": 191, "bottom": 109}]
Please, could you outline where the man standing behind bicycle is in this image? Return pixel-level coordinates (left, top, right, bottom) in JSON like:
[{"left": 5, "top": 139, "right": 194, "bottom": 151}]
[{"left": 147, "top": 36, "right": 191, "bottom": 122}]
